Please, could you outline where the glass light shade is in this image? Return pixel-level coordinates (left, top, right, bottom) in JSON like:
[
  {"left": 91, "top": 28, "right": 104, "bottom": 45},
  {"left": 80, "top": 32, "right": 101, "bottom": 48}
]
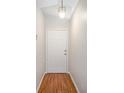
[{"left": 58, "top": 7, "right": 66, "bottom": 18}]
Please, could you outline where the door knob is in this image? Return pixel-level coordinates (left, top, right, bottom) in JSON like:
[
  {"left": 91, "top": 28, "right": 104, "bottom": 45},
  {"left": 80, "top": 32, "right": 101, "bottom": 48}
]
[{"left": 64, "top": 53, "right": 67, "bottom": 55}]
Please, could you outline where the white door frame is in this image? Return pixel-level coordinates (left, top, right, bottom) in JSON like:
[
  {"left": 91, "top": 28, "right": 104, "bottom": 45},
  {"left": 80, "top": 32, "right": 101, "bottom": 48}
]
[{"left": 46, "top": 29, "right": 68, "bottom": 73}]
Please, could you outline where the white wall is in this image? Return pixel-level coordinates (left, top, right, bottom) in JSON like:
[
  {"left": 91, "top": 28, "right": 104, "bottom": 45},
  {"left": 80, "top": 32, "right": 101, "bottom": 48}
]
[
  {"left": 68, "top": 0, "right": 87, "bottom": 93},
  {"left": 36, "top": 8, "right": 46, "bottom": 89}
]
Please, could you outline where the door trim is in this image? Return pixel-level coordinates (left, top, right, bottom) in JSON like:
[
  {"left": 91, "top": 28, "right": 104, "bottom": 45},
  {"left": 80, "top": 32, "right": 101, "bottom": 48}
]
[{"left": 46, "top": 30, "right": 68, "bottom": 73}]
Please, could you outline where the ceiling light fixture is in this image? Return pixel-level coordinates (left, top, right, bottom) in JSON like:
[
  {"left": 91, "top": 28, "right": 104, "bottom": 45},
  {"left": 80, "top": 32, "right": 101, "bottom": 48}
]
[{"left": 58, "top": 0, "right": 66, "bottom": 19}]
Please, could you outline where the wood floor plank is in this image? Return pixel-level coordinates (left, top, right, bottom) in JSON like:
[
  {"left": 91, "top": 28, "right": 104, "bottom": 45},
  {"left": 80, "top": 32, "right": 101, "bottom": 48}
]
[{"left": 38, "top": 73, "right": 77, "bottom": 93}]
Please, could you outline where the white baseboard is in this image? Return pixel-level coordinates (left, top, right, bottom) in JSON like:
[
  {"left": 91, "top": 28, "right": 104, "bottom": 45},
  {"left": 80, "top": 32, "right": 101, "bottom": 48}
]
[
  {"left": 36, "top": 72, "right": 47, "bottom": 93},
  {"left": 46, "top": 72, "right": 68, "bottom": 73},
  {"left": 68, "top": 72, "right": 80, "bottom": 93}
]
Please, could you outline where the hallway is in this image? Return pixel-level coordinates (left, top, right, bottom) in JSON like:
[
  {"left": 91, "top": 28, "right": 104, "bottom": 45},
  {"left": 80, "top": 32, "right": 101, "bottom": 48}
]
[
  {"left": 38, "top": 73, "right": 77, "bottom": 93},
  {"left": 36, "top": 0, "right": 87, "bottom": 93},
  {"left": 1, "top": 0, "right": 123, "bottom": 93}
]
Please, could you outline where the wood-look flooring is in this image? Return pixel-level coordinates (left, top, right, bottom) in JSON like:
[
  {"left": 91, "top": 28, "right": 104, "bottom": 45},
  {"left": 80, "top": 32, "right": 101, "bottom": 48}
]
[{"left": 38, "top": 73, "right": 77, "bottom": 93}]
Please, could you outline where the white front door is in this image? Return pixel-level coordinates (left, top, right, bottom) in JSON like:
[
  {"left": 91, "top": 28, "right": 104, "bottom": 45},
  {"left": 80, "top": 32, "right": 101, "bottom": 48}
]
[{"left": 47, "top": 31, "right": 67, "bottom": 73}]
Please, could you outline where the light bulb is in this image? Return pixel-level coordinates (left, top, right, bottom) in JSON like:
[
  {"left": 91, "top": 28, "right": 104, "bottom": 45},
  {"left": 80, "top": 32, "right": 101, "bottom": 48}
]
[
  {"left": 59, "top": 11, "right": 65, "bottom": 18},
  {"left": 58, "top": 7, "right": 66, "bottom": 19}
]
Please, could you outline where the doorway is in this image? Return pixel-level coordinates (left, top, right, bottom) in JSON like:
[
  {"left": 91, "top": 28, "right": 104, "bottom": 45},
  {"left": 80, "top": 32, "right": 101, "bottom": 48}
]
[{"left": 46, "top": 31, "right": 68, "bottom": 73}]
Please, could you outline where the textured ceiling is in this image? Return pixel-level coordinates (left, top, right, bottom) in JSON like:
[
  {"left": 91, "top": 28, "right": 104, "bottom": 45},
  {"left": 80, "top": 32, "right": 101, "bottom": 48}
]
[{"left": 37, "top": 0, "right": 79, "bottom": 19}]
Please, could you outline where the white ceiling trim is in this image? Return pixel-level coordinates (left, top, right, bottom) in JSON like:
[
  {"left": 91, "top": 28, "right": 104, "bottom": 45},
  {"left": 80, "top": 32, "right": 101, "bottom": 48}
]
[{"left": 69, "top": 0, "right": 79, "bottom": 18}]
